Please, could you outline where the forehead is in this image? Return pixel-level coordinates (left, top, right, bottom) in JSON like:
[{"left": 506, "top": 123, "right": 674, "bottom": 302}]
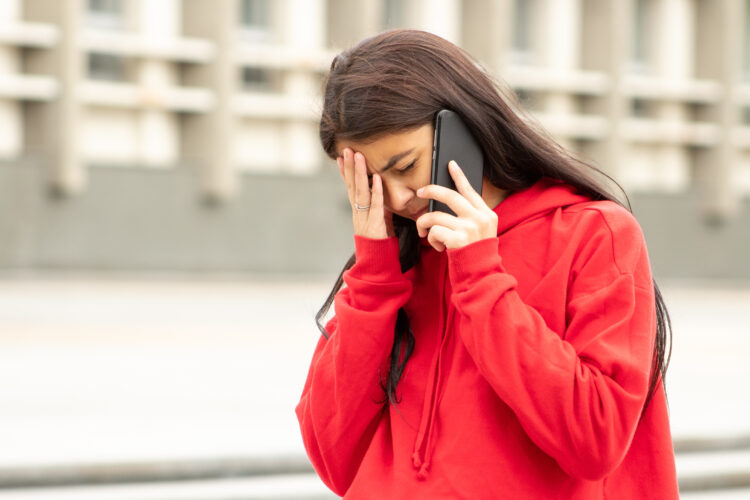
[{"left": 335, "top": 124, "right": 434, "bottom": 161}]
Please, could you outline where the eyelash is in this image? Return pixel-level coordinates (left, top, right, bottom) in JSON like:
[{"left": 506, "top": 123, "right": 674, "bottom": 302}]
[
  {"left": 398, "top": 161, "right": 416, "bottom": 173},
  {"left": 367, "top": 161, "right": 416, "bottom": 184}
]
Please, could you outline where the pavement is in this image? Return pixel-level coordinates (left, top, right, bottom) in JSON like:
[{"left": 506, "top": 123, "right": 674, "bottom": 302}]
[{"left": 0, "top": 273, "right": 748, "bottom": 496}]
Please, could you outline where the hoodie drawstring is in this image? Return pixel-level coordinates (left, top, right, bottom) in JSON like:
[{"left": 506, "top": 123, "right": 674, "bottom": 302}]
[
  {"left": 411, "top": 310, "right": 444, "bottom": 475},
  {"left": 411, "top": 256, "right": 451, "bottom": 480},
  {"left": 416, "top": 313, "right": 451, "bottom": 479}
]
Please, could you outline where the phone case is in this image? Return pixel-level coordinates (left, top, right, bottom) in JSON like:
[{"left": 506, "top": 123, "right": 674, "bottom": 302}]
[{"left": 429, "top": 110, "right": 484, "bottom": 215}]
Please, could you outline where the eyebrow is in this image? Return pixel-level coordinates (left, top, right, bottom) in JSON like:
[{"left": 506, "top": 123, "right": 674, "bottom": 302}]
[{"left": 379, "top": 148, "right": 415, "bottom": 173}]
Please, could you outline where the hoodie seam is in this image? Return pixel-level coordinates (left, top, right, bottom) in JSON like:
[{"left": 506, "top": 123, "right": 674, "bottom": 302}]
[
  {"left": 577, "top": 205, "right": 642, "bottom": 277},
  {"left": 581, "top": 208, "right": 620, "bottom": 274}
]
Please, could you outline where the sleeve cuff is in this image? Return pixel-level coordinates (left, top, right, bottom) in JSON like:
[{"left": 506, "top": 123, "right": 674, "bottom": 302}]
[
  {"left": 349, "top": 235, "right": 403, "bottom": 282},
  {"left": 342, "top": 236, "right": 411, "bottom": 313},
  {"left": 447, "top": 237, "right": 509, "bottom": 291}
]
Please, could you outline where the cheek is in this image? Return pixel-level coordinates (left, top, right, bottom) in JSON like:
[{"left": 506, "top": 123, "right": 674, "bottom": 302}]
[
  {"left": 416, "top": 161, "right": 432, "bottom": 187},
  {"left": 379, "top": 181, "right": 394, "bottom": 204}
]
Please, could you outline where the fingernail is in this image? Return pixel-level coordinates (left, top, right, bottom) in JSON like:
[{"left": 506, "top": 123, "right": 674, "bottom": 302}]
[
  {"left": 449, "top": 160, "right": 457, "bottom": 169},
  {"left": 417, "top": 187, "right": 424, "bottom": 196}
]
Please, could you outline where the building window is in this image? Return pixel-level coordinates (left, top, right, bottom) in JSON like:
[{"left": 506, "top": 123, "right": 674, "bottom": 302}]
[
  {"left": 88, "top": 53, "right": 128, "bottom": 81},
  {"left": 514, "top": 89, "right": 537, "bottom": 111},
  {"left": 240, "top": 66, "right": 275, "bottom": 92},
  {"left": 240, "top": 0, "right": 272, "bottom": 42},
  {"left": 87, "top": 0, "right": 125, "bottom": 29},
  {"left": 631, "top": 98, "right": 651, "bottom": 118},
  {"left": 511, "top": 0, "right": 535, "bottom": 65}
]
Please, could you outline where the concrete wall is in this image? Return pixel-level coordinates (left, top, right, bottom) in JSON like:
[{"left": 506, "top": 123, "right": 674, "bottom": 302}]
[
  {"left": 0, "top": 162, "right": 351, "bottom": 275},
  {"left": 1, "top": 162, "right": 748, "bottom": 281}
]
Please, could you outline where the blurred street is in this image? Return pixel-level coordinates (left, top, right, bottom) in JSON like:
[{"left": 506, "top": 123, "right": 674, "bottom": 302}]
[{"left": 0, "top": 275, "right": 748, "bottom": 498}]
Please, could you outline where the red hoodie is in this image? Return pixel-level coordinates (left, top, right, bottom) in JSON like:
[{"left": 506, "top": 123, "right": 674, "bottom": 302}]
[{"left": 296, "top": 178, "right": 678, "bottom": 499}]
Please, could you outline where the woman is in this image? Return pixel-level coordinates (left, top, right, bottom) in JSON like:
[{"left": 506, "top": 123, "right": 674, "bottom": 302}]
[{"left": 296, "top": 29, "right": 677, "bottom": 499}]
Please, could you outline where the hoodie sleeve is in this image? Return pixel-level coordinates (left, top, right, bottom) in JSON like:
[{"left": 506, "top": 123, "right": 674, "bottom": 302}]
[
  {"left": 295, "top": 235, "right": 413, "bottom": 495},
  {"left": 445, "top": 209, "right": 656, "bottom": 481}
]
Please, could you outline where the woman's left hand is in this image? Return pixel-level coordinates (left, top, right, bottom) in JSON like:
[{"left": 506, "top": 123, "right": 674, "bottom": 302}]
[{"left": 416, "top": 161, "right": 498, "bottom": 252}]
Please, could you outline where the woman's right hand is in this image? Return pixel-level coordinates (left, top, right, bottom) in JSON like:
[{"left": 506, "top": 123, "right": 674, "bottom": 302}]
[{"left": 337, "top": 148, "right": 394, "bottom": 239}]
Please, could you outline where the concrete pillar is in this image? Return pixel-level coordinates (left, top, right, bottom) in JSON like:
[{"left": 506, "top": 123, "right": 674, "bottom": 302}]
[
  {"left": 542, "top": 0, "right": 581, "bottom": 72},
  {"left": 133, "top": 0, "right": 180, "bottom": 167},
  {"left": 0, "top": 0, "right": 21, "bottom": 23},
  {"left": 0, "top": 9, "right": 22, "bottom": 159},
  {"left": 693, "top": 0, "right": 742, "bottom": 221},
  {"left": 461, "top": 0, "right": 511, "bottom": 71},
  {"left": 24, "top": 0, "right": 87, "bottom": 195},
  {"left": 541, "top": 0, "right": 581, "bottom": 150},
  {"left": 138, "top": 61, "right": 179, "bottom": 166},
  {"left": 136, "top": 0, "right": 180, "bottom": 38},
  {"left": 580, "top": 0, "right": 630, "bottom": 189},
  {"left": 279, "top": 0, "right": 325, "bottom": 174},
  {"left": 182, "top": 0, "right": 238, "bottom": 201},
  {"left": 652, "top": 0, "right": 693, "bottom": 192}
]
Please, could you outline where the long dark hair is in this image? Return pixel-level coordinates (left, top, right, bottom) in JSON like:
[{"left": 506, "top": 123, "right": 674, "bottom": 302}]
[{"left": 316, "top": 29, "right": 671, "bottom": 411}]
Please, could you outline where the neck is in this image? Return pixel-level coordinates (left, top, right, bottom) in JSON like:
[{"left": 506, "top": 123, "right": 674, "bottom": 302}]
[{"left": 481, "top": 177, "right": 510, "bottom": 210}]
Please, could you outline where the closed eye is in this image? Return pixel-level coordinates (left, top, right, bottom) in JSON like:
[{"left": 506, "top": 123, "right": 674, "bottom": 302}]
[{"left": 398, "top": 161, "right": 416, "bottom": 174}]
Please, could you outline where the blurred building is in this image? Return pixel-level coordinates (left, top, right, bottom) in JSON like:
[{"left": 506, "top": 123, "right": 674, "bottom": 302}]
[
  {"left": 0, "top": 0, "right": 748, "bottom": 279},
  {"left": 0, "top": 0, "right": 331, "bottom": 197}
]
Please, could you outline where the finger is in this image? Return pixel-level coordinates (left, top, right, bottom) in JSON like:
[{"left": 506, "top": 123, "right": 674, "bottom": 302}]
[
  {"left": 370, "top": 173, "right": 384, "bottom": 217},
  {"left": 417, "top": 184, "right": 474, "bottom": 217},
  {"left": 449, "top": 161, "right": 485, "bottom": 209},
  {"left": 384, "top": 207, "right": 395, "bottom": 237},
  {"left": 353, "top": 152, "right": 371, "bottom": 213},
  {"left": 426, "top": 225, "right": 449, "bottom": 252},
  {"left": 336, "top": 157, "right": 344, "bottom": 179},
  {"left": 416, "top": 211, "right": 461, "bottom": 238},
  {"left": 337, "top": 156, "right": 352, "bottom": 206},
  {"left": 342, "top": 149, "right": 355, "bottom": 206}
]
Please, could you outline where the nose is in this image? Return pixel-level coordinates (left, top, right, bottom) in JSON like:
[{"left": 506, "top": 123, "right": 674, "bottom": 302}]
[{"left": 382, "top": 180, "right": 415, "bottom": 213}]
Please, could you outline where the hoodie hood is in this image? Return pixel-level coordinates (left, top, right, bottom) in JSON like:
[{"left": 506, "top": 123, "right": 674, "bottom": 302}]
[{"left": 494, "top": 178, "right": 593, "bottom": 235}]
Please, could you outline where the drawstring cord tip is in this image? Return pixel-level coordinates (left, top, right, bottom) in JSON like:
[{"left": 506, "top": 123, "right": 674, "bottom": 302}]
[{"left": 417, "top": 463, "right": 430, "bottom": 480}]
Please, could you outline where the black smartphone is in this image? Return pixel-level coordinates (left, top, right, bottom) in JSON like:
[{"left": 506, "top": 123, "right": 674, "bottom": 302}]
[{"left": 429, "top": 109, "right": 484, "bottom": 215}]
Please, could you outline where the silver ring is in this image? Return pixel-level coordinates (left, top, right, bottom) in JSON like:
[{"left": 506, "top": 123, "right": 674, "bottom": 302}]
[{"left": 354, "top": 203, "right": 370, "bottom": 211}]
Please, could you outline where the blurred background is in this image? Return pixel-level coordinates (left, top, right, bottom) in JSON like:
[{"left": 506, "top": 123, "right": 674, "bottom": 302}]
[{"left": 0, "top": 0, "right": 749, "bottom": 498}]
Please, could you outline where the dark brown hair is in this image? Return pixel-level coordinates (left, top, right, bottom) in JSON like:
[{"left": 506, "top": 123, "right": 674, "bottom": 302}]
[{"left": 316, "top": 29, "right": 671, "bottom": 411}]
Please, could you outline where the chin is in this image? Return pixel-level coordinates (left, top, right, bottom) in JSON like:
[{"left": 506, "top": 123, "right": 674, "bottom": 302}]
[{"left": 404, "top": 206, "right": 428, "bottom": 221}]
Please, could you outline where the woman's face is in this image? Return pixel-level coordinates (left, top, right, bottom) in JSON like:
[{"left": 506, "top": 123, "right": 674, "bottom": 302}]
[{"left": 336, "top": 124, "right": 434, "bottom": 221}]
